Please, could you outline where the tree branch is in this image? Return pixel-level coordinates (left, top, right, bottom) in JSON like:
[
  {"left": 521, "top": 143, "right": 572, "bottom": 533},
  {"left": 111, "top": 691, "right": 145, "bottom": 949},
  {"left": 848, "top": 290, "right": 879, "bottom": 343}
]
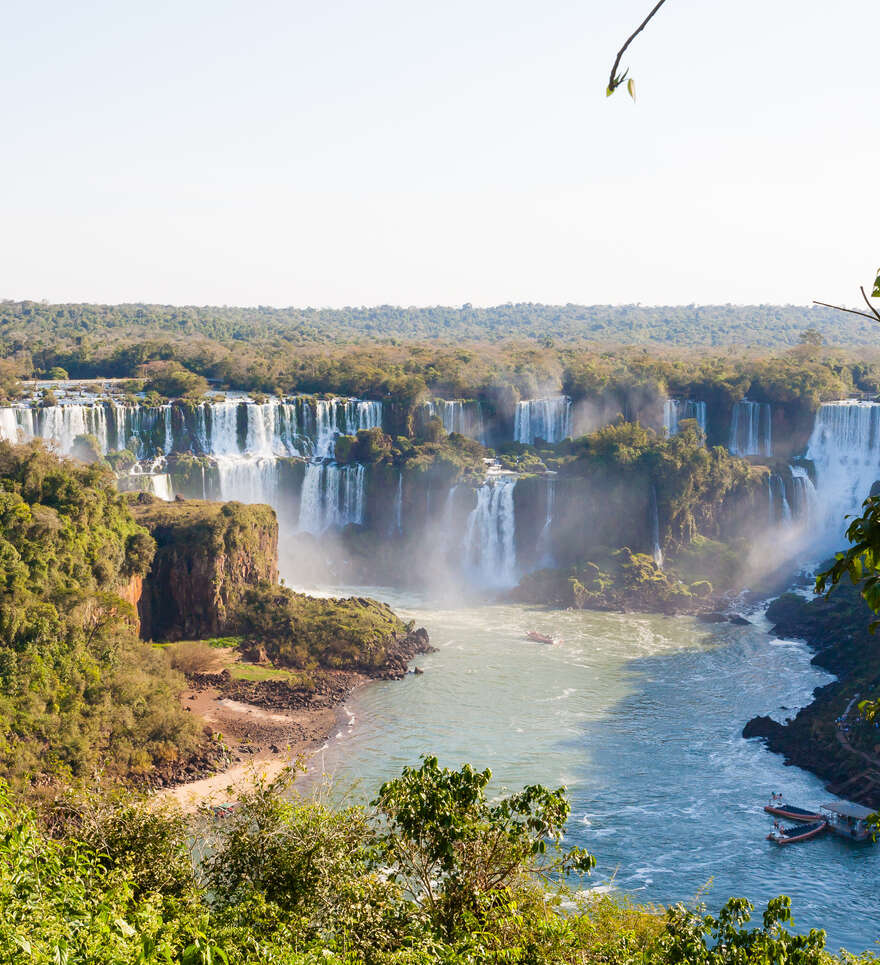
[
  {"left": 813, "top": 299, "right": 880, "bottom": 323},
  {"left": 860, "top": 286, "right": 880, "bottom": 322},
  {"left": 607, "top": 0, "right": 670, "bottom": 94}
]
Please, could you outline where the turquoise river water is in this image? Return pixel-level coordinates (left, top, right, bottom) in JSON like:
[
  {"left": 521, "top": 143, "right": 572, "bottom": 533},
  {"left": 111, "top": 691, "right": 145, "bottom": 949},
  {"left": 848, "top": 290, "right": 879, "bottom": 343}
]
[{"left": 298, "top": 585, "right": 879, "bottom": 954}]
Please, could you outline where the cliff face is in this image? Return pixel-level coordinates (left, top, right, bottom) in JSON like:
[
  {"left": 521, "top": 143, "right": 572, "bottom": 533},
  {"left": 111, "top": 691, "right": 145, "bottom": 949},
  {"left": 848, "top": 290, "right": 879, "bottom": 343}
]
[{"left": 130, "top": 496, "right": 278, "bottom": 641}]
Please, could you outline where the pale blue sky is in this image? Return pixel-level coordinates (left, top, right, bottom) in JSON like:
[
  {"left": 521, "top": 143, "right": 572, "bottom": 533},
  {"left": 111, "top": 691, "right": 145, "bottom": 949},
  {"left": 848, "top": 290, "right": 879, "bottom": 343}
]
[{"left": 1, "top": 0, "right": 877, "bottom": 307}]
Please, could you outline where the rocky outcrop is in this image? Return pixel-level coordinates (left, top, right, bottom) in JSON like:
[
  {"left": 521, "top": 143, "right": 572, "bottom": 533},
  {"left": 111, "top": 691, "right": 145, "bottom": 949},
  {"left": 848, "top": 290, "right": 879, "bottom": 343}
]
[
  {"left": 742, "top": 584, "right": 880, "bottom": 809},
  {"left": 130, "top": 495, "right": 278, "bottom": 641}
]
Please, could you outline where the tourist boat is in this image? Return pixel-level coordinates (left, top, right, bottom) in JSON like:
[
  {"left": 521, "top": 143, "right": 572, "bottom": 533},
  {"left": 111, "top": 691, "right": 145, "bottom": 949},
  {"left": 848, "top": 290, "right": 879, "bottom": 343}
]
[
  {"left": 819, "top": 801, "right": 875, "bottom": 842},
  {"left": 767, "top": 820, "right": 827, "bottom": 845},
  {"left": 525, "top": 631, "right": 555, "bottom": 644},
  {"left": 763, "top": 801, "right": 823, "bottom": 822}
]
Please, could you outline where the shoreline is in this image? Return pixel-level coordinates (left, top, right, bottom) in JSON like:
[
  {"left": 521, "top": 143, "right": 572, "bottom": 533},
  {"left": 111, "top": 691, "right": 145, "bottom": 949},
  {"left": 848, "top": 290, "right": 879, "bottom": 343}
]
[{"left": 156, "top": 674, "right": 368, "bottom": 811}]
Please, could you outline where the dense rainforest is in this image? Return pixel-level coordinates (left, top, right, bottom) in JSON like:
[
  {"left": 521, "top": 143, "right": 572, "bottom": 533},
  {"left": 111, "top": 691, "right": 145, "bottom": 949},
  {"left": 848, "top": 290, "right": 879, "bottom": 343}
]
[{"left": 2, "top": 298, "right": 877, "bottom": 347}]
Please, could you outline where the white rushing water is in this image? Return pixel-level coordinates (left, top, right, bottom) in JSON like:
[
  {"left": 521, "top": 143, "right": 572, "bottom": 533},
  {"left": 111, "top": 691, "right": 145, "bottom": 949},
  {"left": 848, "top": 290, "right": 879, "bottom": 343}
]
[
  {"left": 298, "top": 462, "right": 367, "bottom": 534},
  {"left": 420, "top": 400, "right": 486, "bottom": 442},
  {"left": 729, "top": 400, "right": 772, "bottom": 457},
  {"left": 514, "top": 397, "right": 572, "bottom": 445},
  {"left": 463, "top": 474, "right": 517, "bottom": 587},
  {"left": 789, "top": 465, "right": 819, "bottom": 524},
  {"left": 663, "top": 399, "right": 707, "bottom": 439},
  {"left": 806, "top": 400, "right": 880, "bottom": 549},
  {"left": 650, "top": 484, "right": 663, "bottom": 567},
  {"left": 537, "top": 474, "right": 556, "bottom": 567},
  {"left": 0, "top": 396, "right": 384, "bottom": 461},
  {"left": 767, "top": 473, "right": 792, "bottom": 524}
]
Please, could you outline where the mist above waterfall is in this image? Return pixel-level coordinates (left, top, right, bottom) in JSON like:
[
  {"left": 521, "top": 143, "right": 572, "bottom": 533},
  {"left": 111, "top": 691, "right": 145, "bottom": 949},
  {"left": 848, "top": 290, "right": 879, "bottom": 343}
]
[{"left": 3, "top": 383, "right": 879, "bottom": 601}]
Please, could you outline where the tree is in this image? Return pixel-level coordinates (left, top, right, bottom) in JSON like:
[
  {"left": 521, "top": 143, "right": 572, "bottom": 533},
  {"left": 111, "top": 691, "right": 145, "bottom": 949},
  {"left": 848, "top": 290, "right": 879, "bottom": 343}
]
[{"left": 373, "top": 755, "right": 595, "bottom": 936}]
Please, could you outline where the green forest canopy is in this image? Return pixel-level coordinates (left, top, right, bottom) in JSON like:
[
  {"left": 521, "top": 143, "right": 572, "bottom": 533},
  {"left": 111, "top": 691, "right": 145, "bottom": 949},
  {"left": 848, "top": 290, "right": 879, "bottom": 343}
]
[{"left": 2, "top": 299, "right": 877, "bottom": 348}]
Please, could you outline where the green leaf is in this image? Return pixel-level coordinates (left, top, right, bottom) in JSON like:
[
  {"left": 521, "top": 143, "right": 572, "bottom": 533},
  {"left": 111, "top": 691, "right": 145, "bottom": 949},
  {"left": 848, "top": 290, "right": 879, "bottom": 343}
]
[
  {"left": 627, "top": 78, "right": 636, "bottom": 101},
  {"left": 606, "top": 86, "right": 614, "bottom": 97},
  {"left": 872, "top": 268, "right": 880, "bottom": 299}
]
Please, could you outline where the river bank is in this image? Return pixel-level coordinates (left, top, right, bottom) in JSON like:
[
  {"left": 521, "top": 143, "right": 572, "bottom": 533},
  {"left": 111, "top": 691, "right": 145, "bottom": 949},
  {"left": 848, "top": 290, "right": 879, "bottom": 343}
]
[
  {"left": 743, "top": 581, "right": 880, "bottom": 808},
  {"left": 157, "top": 624, "right": 434, "bottom": 810},
  {"left": 158, "top": 673, "right": 361, "bottom": 810}
]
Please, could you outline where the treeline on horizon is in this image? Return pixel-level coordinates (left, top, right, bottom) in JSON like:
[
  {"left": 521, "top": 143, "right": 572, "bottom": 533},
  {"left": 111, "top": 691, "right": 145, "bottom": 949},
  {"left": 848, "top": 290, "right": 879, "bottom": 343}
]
[
  {"left": 3, "top": 299, "right": 880, "bottom": 417},
  {"left": 1, "top": 298, "right": 877, "bottom": 347}
]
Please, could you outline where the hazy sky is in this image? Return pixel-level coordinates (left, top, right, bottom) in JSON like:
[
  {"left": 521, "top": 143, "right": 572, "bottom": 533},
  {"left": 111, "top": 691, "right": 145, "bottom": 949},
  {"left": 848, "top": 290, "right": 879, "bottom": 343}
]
[{"left": 2, "top": 0, "right": 877, "bottom": 307}]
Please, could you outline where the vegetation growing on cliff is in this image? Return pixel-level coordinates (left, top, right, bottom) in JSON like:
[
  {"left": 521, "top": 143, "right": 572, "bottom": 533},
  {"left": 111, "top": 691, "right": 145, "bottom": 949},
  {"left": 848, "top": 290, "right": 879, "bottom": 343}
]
[
  {"left": 233, "top": 586, "right": 415, "bottom": 672},
  {"left": 1, "top": 760, "right": 856, "bottom": 964},
  {"left": 513, "top": 549, "right": 711, "bottom": 614},
  {"left": 0, "top": 443, "right": 200, "bottom": 787}
]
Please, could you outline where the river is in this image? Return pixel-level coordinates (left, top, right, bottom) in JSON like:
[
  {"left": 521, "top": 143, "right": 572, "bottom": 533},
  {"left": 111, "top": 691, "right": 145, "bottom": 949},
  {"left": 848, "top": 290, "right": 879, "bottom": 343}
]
[{"left": 299, "top": 585, "right": 880, "bottom": 954}]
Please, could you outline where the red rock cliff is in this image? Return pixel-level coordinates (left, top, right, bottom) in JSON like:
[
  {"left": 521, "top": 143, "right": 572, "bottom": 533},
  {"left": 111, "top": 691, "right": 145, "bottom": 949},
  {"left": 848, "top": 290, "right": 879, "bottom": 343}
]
[{"left": 130, "top": 497, "right": 278, "bottom": 641}]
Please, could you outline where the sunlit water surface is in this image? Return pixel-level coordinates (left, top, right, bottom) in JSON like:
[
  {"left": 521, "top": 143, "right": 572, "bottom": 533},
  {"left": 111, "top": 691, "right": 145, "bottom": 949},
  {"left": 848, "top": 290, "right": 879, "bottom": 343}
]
[{"left": 296, "top": 585, "right": 880, "bottom": 953}]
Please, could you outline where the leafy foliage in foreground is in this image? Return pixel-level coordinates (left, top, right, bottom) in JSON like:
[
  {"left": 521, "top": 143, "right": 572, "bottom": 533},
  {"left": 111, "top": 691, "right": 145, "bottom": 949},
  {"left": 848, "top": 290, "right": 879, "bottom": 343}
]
[
  {"left": 1, "top": 760, "right": 865, "bottom": 964},
  {"left": 0, "top": 442, "right": 200, "bottom": 787}
]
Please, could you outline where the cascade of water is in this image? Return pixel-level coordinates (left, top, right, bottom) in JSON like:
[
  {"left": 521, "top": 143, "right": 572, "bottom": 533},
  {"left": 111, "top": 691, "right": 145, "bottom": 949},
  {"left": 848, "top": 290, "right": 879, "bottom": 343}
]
[
  {"left": 297, "top": 462, "right": 366, "bottom": 534},
  {"left": 149, "top": 474, "right": 174, "bottom": 501},
  {"left": 789, "top": 465, "right": 819, "bottom": 523},
  {"left": 392, "top": 472, "right": 403, "bottom": 534},
  {"left": 651, "top": 484, "right": 663, "bottom": 568},
  {"left": 514, "top": 397, "right": 572, "bottom": 445},
  {"left": 205, "top": 401, "right": 243, "bottom": 455},
  {"left": 767, "top": 474, "right": 792, "bottom": 523},
  {"left": 314, "top": 401, "right": 338, "bottom": 458},
  {"left": 664, "top": 399, "right": 707, "bottom": 440},
  {"left": 729, "top": 400, "right": 772, "bottom": 457},
  {"left": 537, "top": 475, "right": 556, "bottom": 567},
  {"left": 0, "top": 408, "right": 22, "bottom": 442},
  {"left": 663, "top": 400, "right": 679, "bottom": 437},
  {"left": 215, "top": 456, "right": 280, "bottom": 506},
  {"left": 806, "top": 401, "right": 880, "bottom": 547},
  {"left": 463, "top": 475, "right": 517, "bottom": 587}
]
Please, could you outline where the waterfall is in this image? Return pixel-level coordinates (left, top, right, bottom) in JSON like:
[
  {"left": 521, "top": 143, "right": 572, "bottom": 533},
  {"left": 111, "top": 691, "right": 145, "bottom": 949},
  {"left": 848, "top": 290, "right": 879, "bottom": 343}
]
[
  {"left": 651, "top": 485, "right": 663, "bottom": 568},
  {"left": 663, "top": 400, "right": 679, "bottom": 437},
  {"left": 664, "top": 399, "right": 707, "bottom": 440},
  {"left": 149, "top": 474, "right": 174, "bottom": 501},
  {"left": 0, "top": 407, "right": 22, "bottom": 442},
  {"left": 768, "top": 473, "right": 792, "bottom": 523},
  {"left": 789, "top": 465, "right": 819, "bottom": 523},
  {"left": 463, "top": 475, "right": 517, "bottom": 587},
  {"left": 537, "top": 475, "right": 556, "bottom": 567},
  {"left": 729, "top": 400, "right": 772, "bottom": 457},
  {"left": 393, "top": 472, "right": 403, "bottom": 534},
  {"left": 419, "top": 400, "right": 485, "bottom": 442},
  {"left": 514, "top": 397, "right": 572, "bottom": 445},
  {"left": 312, "top": 399, "right": 382, "bottom": 458},
  {"left": 805, "top": 401, "right": 880, "bottom": 547},
  {"left": 215, "top": 455, "right": 280, "bottom": 506},
  {"left": 297, "top": 462, "right": 366, "bottom": 534}
]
